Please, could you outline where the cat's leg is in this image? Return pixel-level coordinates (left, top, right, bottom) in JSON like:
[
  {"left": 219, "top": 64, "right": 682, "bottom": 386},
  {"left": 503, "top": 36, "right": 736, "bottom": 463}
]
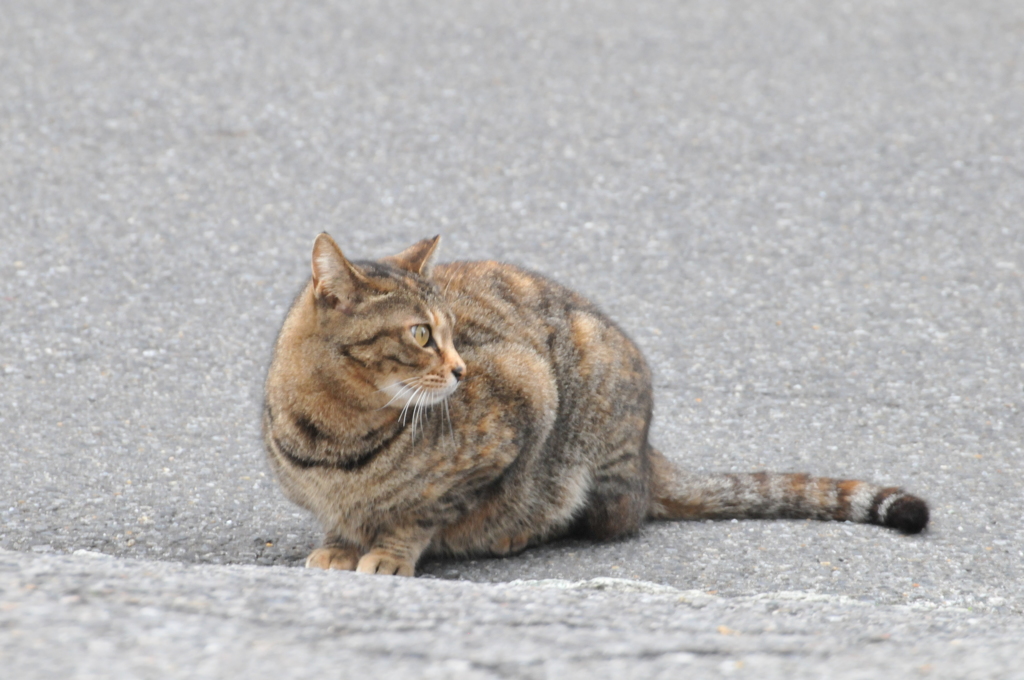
[
  {"left": 305, "top": 533, "right": 361, "bottom": 570},
  {"left": 576, "top": 442, "right": 653, "bottom": 541},
  {"left": 564, "top": 309, "right": 655, "bottom": 541},
  {"left": 356, "top": 524, "right": 436, "bottom": 576},
  {"left": 577, "top": 476, "right": 650, "bottom": 541},
  {"left": 430, "top": 341, "right": 560, "bottom": 558}
]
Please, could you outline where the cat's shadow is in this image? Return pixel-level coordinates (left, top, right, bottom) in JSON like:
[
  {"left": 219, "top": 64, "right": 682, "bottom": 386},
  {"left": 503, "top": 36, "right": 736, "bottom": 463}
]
[{"left": 415, "top": 535, "right": 628, "bottom": 582}]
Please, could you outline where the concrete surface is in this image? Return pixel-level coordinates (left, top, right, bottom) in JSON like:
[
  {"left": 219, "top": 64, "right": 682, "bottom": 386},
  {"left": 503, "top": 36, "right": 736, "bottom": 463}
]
[
  {"left": 4, "top": 548, "right": 1023, "bottom": 679},
  {"left": 1, "top": 0, "right": 1023, "bottom": 677}
]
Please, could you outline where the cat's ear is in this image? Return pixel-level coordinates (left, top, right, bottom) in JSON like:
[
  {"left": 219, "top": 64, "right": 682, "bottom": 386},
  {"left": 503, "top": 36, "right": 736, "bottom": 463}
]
[
  {"left": 310, "top": 233, "right": 376, "bottom": 311},
  {"left": 381, "top": 235, "right": 441, "bottom": 277}
]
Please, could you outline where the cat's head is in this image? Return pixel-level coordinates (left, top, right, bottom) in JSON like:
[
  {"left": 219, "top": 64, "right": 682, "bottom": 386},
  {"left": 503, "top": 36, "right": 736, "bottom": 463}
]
[{"left": 307, "top": 232, "right": 466, "bottom": 409}]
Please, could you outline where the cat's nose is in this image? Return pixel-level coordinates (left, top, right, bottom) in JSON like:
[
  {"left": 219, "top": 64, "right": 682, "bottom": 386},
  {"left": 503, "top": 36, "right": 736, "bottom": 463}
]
[{"left": 451, "top": 365, "right": 465, "bottom": 381}]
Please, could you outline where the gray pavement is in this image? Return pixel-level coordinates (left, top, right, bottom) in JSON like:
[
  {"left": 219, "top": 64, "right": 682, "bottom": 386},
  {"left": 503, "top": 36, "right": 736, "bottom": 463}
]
[
  {"left": 1, "top": 0, "right": 1023, "bottom": 677},
  {"left": 4, "top": 548, "right": 1024, "bottom": 680}
]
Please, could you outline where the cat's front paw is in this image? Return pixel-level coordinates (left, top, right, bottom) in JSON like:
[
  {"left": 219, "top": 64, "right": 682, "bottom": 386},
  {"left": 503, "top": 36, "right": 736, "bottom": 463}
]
[
  {"left": 356, "top": 550, "right": 416, "bottom": 577},
  {"left": 305, "top": 546, "right": 360, "bottom": 570},
  {"left": 489, "top": 532, "right": 531, "bottom": 556}
]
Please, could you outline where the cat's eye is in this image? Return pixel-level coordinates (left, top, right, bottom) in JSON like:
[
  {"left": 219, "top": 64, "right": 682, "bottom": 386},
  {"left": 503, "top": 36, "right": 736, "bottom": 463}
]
[{"left": 411, "top": 324, "right": 432, "bottom": 347}]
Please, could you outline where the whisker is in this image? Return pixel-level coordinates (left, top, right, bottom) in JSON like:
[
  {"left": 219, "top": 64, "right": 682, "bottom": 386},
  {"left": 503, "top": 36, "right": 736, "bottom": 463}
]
[
  {"left": 442, "top": 396, "right": 455, "bottom": 448},
  {"left": 410, "top": 392, "right": 419, "bottom": 441},
  {"left": 379, "top": 383, "right": 415, "bottom": 410},
  {"left": 442, "top": 267, "right": 458, "bottom": 297},
  {"left": 399, "top": 387, "right": 421, "bottom": 426},
  {"left": 413, "top": 389, "right": 430, "bottom": 442},
  {"left": 376, "top": 378, "right": 409, "bottom": 394},
  {"left": 412, "top": 391, "right": 423, "bottom": 441}
]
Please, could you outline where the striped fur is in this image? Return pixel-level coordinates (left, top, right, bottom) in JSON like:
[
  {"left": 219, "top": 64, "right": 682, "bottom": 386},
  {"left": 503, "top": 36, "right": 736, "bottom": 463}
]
[{"left": 263, "top": 233, "right": 929, "bottom": 576}]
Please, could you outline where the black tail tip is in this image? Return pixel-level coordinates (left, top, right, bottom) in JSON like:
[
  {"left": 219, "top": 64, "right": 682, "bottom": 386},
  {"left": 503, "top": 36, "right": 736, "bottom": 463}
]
[{"left": 883, "top": 495, "right": 930, "bottom": 534}]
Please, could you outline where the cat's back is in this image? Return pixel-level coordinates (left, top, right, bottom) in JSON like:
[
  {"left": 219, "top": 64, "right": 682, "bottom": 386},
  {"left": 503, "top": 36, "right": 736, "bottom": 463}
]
[
  {"left": 434, "top": 260, "right": 614, "bottom": 351},
  {"left": 434, "top": 259, "right": 651, "bottom": 417}
]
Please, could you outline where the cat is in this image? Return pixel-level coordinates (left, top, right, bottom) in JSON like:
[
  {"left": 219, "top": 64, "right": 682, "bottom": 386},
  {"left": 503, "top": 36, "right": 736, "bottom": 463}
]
[{"left": 262, "top": 233, "right": 929, "bottom": 576}]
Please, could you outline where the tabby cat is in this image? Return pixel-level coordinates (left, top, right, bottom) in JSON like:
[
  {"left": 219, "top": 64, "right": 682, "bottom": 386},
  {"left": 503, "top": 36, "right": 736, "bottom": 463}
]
[{"left": 262, "top": 233, "right": 928, "bottom": 576}]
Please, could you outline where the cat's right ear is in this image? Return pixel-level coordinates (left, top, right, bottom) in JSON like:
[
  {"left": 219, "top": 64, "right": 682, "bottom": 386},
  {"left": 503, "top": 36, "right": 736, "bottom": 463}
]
[{"left": 311, "top": 233, "right": 373, "bottom": 312}]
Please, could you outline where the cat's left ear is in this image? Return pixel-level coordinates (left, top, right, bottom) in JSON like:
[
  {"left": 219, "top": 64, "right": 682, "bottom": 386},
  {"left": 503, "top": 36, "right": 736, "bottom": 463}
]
[{"left": 381, "top": 235, "right": 441, "bottom": 278}]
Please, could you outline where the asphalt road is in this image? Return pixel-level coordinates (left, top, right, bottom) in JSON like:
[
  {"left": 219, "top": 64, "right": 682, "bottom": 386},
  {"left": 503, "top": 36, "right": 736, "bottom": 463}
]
[{"left": 1, "top": 0, "right": 1023, "bottom": 677}]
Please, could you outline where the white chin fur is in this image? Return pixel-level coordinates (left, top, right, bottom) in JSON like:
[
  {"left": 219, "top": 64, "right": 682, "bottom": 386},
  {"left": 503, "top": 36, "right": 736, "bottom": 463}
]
[{"left": 381, "top": 379, "right": 458, "bottom": 408}]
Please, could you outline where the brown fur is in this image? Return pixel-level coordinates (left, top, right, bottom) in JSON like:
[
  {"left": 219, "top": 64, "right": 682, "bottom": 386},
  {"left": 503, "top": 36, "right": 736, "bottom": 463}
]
[{"left": 263, "top": 233, "right": 929, "bottom": 576}]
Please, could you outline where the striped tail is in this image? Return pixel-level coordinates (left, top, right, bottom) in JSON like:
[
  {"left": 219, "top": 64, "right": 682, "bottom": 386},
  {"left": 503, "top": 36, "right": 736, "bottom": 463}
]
[{"left": 647, "top": 449, "right": 929, "bottom": 534}]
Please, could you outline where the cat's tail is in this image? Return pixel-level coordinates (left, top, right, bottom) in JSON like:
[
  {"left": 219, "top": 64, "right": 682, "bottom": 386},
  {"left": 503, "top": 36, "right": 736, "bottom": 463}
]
[{"left": 647, "top": 449, "right": 929, "bottom": 534}]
